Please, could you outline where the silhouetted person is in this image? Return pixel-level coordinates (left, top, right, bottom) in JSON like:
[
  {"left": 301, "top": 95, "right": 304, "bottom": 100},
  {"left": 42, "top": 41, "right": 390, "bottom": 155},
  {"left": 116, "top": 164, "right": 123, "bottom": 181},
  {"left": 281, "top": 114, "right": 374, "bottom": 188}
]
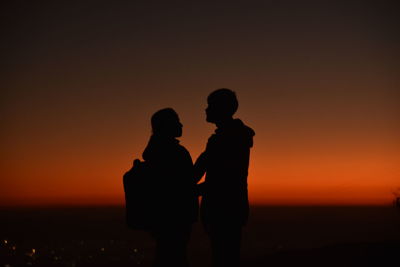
[
  {"left": 142, "top": 108, "right": 198, "bottom": 267},
  {"left": 194, "top": 89, "right": 255, "bottom": 267}
]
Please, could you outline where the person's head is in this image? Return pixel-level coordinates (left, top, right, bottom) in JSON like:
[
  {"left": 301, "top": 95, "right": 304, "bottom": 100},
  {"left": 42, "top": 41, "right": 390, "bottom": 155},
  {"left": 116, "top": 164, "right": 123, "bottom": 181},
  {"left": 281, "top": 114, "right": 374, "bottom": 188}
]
[
  {"left": 206, "top": 88, "right": 238, "bottom": 124},
  {"left": 151, "top": 108, "right": 183, "bottom": 138}
]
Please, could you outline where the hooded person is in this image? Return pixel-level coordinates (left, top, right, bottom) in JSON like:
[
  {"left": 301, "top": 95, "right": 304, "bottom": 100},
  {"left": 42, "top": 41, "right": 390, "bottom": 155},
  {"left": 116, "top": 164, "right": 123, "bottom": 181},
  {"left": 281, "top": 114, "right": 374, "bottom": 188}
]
[
  {"left": 142, "top": 108, "right": 198, "bottom": 267},
  {"left": 194, "top": 89, "right": 255, "bottom": 267}
]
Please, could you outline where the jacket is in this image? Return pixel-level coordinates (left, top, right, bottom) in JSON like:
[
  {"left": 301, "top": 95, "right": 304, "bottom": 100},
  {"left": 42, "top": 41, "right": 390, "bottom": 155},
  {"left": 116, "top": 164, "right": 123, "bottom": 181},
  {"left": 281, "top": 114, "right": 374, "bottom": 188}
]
[
  {"left": 142, "top": 134, "right": 199, "bottom": 228},
  {"left": 197, "top": 119, "right": 255, "bottom": 226}
]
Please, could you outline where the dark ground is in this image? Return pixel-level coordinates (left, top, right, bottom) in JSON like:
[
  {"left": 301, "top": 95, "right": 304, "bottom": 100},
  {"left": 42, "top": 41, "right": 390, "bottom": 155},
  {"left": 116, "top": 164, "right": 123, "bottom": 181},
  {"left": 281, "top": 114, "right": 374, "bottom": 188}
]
[{"left": 1, "top": 205, "right": 399, "bottom": 266}]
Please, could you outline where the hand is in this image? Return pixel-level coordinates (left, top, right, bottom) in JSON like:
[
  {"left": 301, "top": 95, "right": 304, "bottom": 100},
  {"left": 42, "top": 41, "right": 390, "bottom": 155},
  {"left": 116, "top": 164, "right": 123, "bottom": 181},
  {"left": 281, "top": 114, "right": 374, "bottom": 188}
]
[{"left": 196, "top": 182, "right": 207, "bottom": 196}]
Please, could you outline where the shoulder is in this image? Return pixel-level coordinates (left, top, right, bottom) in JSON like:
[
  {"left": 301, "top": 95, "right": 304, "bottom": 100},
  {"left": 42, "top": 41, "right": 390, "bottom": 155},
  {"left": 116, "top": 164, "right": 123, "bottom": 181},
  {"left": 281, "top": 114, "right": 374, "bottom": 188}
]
[
  {"left": 207, "top": 134, "right": 218, "bottom": 144},
  {"left": 231, "top": 120, "right": 255, "bottom": 148},
  {"left": 176, "top": 143, "right": 192, "bottom": 160}
]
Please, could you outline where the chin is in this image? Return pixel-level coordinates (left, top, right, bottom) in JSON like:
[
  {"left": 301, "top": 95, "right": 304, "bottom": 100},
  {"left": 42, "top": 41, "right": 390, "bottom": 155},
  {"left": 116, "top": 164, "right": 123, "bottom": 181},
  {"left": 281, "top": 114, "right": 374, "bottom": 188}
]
[{"left": 206, "top": 116, "right": 215, "bottom": 123}]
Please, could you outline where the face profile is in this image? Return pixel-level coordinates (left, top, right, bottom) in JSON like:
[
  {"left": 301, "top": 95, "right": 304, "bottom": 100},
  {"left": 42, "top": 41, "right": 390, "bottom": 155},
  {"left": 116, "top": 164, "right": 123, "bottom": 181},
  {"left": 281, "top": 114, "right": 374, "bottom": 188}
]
[
  {"left": 151, "top": 108, "right": 183, "bottom": 138},
  {"left": 205, "top": 102, "right": 219, "bottom": 123},
  {"left": 171, "top": 116, "right": 183, "bottom": 137}
]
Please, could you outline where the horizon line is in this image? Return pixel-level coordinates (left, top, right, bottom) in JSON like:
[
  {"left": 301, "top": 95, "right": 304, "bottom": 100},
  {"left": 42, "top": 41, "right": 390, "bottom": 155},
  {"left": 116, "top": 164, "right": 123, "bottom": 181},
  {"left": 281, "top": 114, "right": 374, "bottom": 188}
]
[{"left": 0, "top": 203, "right": 396, "bottom": 210}]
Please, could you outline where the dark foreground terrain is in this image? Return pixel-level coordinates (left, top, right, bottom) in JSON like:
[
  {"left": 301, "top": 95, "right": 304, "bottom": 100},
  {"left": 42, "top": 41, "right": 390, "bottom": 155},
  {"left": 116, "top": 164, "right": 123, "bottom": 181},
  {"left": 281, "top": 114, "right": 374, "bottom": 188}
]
[{"left": 1, "top": 206, "right": 399, "bottom": 266}]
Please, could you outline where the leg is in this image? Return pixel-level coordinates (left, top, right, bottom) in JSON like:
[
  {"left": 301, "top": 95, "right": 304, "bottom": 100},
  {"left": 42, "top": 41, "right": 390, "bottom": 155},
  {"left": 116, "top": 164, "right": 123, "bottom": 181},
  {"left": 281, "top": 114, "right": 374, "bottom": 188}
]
[
  {"left": 153, "top": 225, "right": 192, "bottom": 267},
  {"left": 208, "top": 224, "right": 242, "bottom": 267}
]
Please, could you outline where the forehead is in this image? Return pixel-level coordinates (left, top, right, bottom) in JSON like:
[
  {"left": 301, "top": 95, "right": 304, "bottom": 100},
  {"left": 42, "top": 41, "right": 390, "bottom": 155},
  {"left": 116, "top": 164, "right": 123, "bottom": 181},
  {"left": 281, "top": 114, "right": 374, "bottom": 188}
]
[
  {"left": 168, "top": 113, "right": 180, "bottom": 120},
  {"left": 207, "top": 99, "right": 218, "bottom": 105}
]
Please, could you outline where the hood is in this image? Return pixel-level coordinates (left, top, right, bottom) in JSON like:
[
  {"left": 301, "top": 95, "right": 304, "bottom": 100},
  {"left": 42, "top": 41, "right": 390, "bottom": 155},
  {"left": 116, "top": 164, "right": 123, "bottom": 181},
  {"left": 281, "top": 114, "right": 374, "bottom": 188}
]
[
  {"left": 142, "top": 134, "right": 179, "bottom": 161},
  {"left": 216, "top": 119, "right": 255, "bottom": 148}
]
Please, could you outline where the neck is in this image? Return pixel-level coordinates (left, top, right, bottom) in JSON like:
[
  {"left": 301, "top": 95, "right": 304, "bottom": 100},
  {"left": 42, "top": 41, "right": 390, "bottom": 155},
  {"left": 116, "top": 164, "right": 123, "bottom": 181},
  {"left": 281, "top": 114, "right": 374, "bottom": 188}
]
[
  {"left": 153, "top": 133, "right": 176, "bottom": 140},
  {"left": 215, "top": 117, "right": 234, "bottom": 129}
]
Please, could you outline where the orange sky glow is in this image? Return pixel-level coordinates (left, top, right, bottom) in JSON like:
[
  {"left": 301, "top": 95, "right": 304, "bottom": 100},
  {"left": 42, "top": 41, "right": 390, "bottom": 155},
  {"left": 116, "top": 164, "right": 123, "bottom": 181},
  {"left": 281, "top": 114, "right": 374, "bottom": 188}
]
[{"left": 1, "top": 1, "right": 399, "bottom": 207}]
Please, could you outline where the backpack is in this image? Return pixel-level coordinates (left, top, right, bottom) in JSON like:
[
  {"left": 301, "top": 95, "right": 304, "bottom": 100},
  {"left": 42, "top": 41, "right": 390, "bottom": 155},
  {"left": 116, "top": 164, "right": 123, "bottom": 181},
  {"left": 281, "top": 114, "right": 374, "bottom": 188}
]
[{"left": 123, "top": 159, "right": 155, "bottom": 230}]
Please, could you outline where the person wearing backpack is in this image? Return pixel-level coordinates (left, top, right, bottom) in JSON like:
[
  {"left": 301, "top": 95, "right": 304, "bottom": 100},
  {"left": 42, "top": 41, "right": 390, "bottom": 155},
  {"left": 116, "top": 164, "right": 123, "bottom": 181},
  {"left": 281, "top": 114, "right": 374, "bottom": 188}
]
[{"left": 139, "top": 108, "right": 198, "bottom": 267}]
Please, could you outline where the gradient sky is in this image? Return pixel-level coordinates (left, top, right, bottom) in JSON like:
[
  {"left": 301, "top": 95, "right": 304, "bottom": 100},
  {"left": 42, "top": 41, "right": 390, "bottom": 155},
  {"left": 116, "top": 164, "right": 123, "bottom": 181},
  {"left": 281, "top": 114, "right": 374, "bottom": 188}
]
[{"left": 1, "top": 0, "right": 399, "bottom": 206}]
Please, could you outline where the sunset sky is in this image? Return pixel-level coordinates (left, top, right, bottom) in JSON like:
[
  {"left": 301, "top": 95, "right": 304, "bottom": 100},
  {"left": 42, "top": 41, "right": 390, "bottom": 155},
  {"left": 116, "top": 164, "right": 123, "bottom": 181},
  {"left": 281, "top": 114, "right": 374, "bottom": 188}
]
[{"left": 1, "top": 1, "right": 399, "bottom": 206}]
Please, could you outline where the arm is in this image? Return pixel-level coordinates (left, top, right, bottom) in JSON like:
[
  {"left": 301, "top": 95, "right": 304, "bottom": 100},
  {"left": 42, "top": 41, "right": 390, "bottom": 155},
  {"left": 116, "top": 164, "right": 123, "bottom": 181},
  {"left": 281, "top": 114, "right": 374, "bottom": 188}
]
[{"left": 194, "top": 152, "right": 207, "bottom": 183}]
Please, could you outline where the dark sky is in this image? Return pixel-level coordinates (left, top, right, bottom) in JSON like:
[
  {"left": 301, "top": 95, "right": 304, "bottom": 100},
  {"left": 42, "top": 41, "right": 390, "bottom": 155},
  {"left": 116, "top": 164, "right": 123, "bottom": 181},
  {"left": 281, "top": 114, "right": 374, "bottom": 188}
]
[{"left": 1, "top": 0, "right": 399, "bottom": 205}]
